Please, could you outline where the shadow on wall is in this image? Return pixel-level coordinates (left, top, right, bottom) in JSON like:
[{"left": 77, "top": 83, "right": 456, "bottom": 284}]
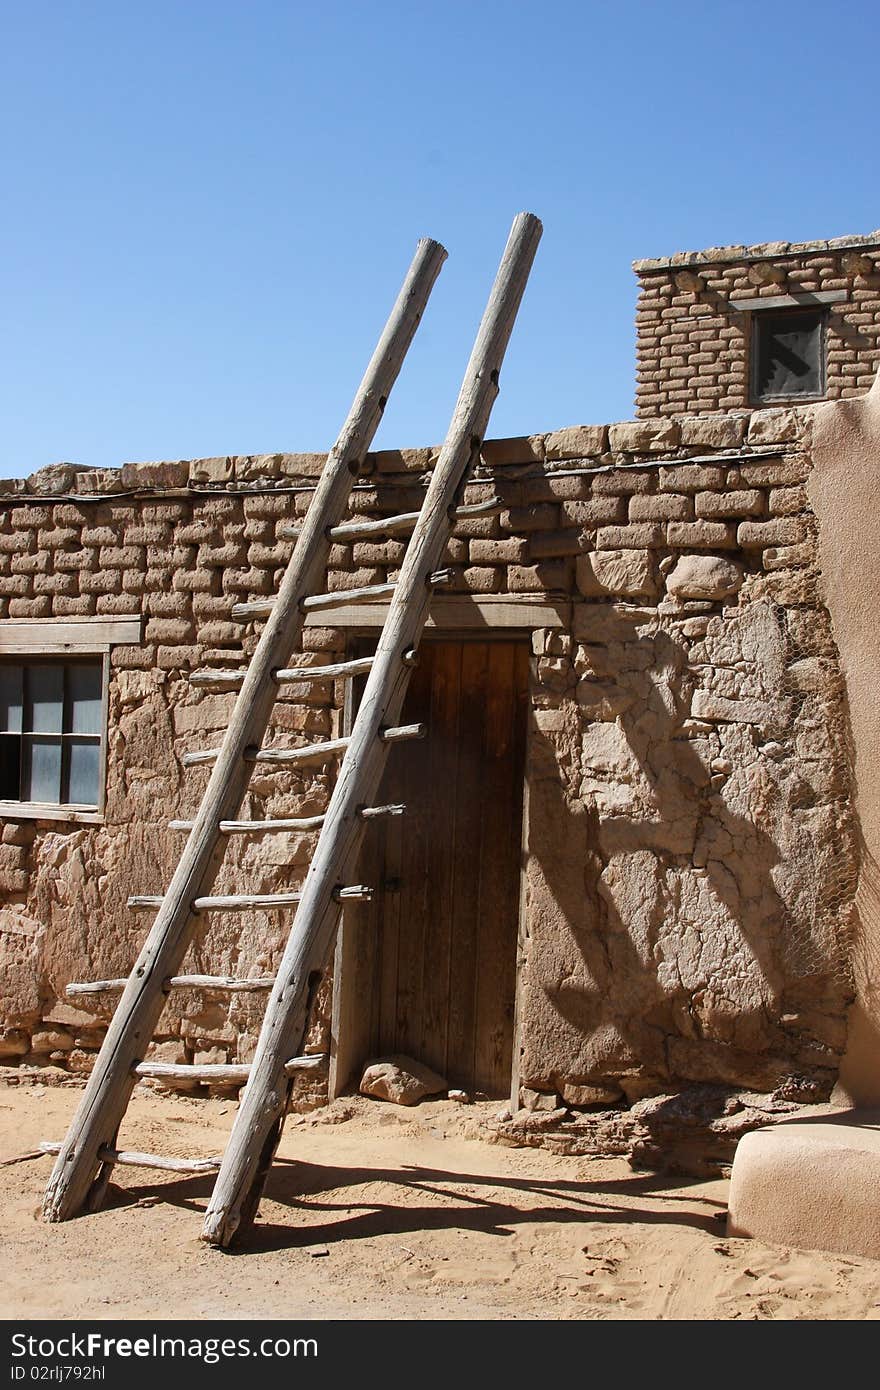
[{"left": 521, "top": 597, "right": 857, "bottom": 1104}]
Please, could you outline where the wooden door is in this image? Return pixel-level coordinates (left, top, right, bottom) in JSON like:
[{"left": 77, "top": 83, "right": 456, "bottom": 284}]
[{"left": 334, "top": 639, "right": 529, "bottom": 1097}]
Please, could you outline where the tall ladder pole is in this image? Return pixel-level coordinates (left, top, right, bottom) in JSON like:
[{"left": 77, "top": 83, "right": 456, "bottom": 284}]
[
  {"left": 43, "top": 238, "right": 447, "bottom": 1223},
  {"left": 202, "top": 211, "right": 543, "bottom": 1248}
]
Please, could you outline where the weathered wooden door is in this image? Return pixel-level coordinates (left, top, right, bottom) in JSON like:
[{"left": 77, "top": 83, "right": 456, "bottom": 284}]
[{"left": 333, "top": 638, "right": 529, "bottom": 1097}]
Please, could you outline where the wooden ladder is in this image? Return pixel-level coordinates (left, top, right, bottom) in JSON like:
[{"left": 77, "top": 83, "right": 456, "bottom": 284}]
[{"left": 43, "top": 213, "right": 542, "bottom": 1245}]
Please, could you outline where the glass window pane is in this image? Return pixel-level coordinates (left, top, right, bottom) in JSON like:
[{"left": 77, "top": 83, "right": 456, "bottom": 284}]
[
  {"left": 28, "top": 665, "right": 64, "bottom": 733},
  {"left": 0, "top": 736, "right": 21, "bottom": 798},
  {"left": 0, "top": 666, "right": 23, "bottom": 733},
  {"left": 67, "top": 739, "right": 101, "bottom": 806},
  {"left": 25, "top": 737, "right": 62, "bottom": 802},
  {"left": 755, "top": 309, "right": 823, "bottom": 400},
  {"left": 69, "top": 664, "right": 103, "bottom": 735}
]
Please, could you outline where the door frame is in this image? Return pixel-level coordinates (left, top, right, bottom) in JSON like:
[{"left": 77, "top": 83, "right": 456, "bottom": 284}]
[{"left": 323, "top": 602, "right": 559, "bottom": 1103}]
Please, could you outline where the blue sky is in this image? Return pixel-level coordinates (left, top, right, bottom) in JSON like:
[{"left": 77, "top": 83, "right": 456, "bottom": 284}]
[{"left": 1, "top": 1, "right": 877, "bottom": 477}]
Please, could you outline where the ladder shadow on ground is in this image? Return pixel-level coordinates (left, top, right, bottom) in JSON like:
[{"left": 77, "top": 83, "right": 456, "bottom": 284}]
[{"left": 99, "top": 1160, "right": 726, "bottom": 1252}]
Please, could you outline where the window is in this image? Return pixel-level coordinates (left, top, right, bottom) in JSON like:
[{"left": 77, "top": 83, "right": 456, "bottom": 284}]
[
  {"left": 0, "top": 660, "right": 104, "bottom": 809},
  {"left": 751, "top": 307, "right": 825, "bottom": 403}
]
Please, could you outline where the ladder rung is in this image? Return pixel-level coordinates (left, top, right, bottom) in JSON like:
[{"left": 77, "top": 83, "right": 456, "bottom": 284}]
[
  {"left": 274, "top": 655, "right": 375, "bottom": 683},
  {"left": 380, "top": 722, "right": 425, "bottom": 743},
  {"left": 184, "top": 721, "right": 421, "bottom": 770},
  {"left": 132, "top": 1053, "right": 327, "bottom": 1083},
  {"left": 190, "top": 655, "right": 375, "bottom": 691},
  {"left": 128, "top": 892, "right": 303, "bottom": 912},
  {"left": 231, "top": 583, "right": 396, "bottom": 622},
  {"left": 247, "top": 735, "right": 351, "bottom": 765},
  {"left": 300, "top": 582, "right": 396, "bottom": 613},
  {"left": 68, "top": 975, "right": 275, "bottom": 996},
  {"left": 169, "top": 815, "right": 327, "bottom": 833},
  {"left": 278, "top": 494, "right": 504, "bottom": 544},
  {"left": 359, "top": 802, "right": 406, "bottom": 820},
  {"left": 40, "top": 1140, "right": 222, "bottom": 1174},
  {"left": 229, "top": 598, "right": 275, "bottom": 620},
  {"left": 128, "top": 885, "right": 372, "bottom": 912},
  {"left": 182, "top": 735, "right": 350, "bottom": 769},
  {"left": 428, "top": 567, "right": 455, "bottom": 587},
  {"left": 188, "top": 668, "right": 248, "bottom": 688}
]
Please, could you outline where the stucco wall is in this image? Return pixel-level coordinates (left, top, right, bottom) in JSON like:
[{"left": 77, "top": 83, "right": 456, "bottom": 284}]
[
  {"left": 0, "top": 409, "right": 860, "bottom": 1118},
  {"left": 809, "top": 371, "right": 880, "bottom": 1104}
]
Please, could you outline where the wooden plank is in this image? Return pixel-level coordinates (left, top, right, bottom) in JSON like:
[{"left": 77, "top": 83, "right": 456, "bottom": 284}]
[
  {"left": 304, "top": 596, "right": 571, "bottom": 629},
  {"left": 42, "top": 235, "right": 448, "bottom": 1224},
  {"left": 0, "top": 617, "right": 142, "bottom": 652},
  {"left": 445, "top": 642, "right": 489, "bottom": 1088},
  {"left": 329, "top": 646, "right": 382, "bottom": 1097},
  {"left": 202, "top": 213, "right": 542, "bottom": 1247},
  {"left": 418, "top": 642, "right": 461, "bottom": 1078},
  {"left": 391, "top": 648, "right": 433, "bottom": 1058},
  {"left": 473, "top": 642, "right": 527, "bottom": 1094},
  {"left": 729, "top": 288, "right": 847, "bottom": 313}
]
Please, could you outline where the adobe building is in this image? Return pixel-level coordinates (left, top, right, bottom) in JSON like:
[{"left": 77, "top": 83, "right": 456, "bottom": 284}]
[{"left": 2, "top": 231, "right": 880, "bottom": 1168}]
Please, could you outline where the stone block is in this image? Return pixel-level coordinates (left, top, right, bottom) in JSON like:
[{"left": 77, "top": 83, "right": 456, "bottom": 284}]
[
  {"left": 608, "top": 419, "right": 681, "bottom": 452},
  {"left": 507, "top": 562, "right": 570, "bottom": 592},
  {"left": 695, "top": 489, "right": 763, "bottom": 518},
  {"left": 659, "top": 464, "right": 726, "bottom": 492},
  {"left": 596, "top": 523, "right": 664, "bottom": 550},
  {"left": 528, "top": 529, "right": 585, "bottom": 559},
  {"left": 769, "top": 486, "right": 807, "bottom": 516},
  {"left": 691, "top": 690, "right": 790, "bottom": 730},
  {"left": 560, "top": 498, "right": 627, "bottom": 527},
  {"left": 188, "top": 456, "right": 233, "bottom": 485},
  {"left": 120, "top": 461, "right": 188, "bottom": 489},
  {"left": 463, "top": 566, "right": 503, "bottom": 592},
  {"left": 502, "top": 504, "right": 558, "bottom": 533},
  {"left": 577, "top": 549, "right": 658, "bottom": 598},
  {"left": 481, "top": 435, "right": 545, "bottom": 467},
  {"left": 468, "top": 538, "right": 528, "bottom": 564},
  {"left": 747, "top": 409, "right": 802, "bottom": 444},
  {"left": 667, "top": 520, "right": 736, "bottom": 548},
  {"left": 590, "top": 470, "right": 654, "bottom": 495},
  {"left": 629, "top": 493, "right": 692, "bottom": 521},
  {"left": 737, "top": 517, "right": 807, "bottom": 547},
  {"left": 26, "top": 464, "right": 76, "bottom": 495},
  {"left": 678, "top": 415, "right": 748, "bottom": 448},
  {"left": 543, "top": 425, "right": 609, "bottom": 460},
  {"left": 665, "top": 554, "right": 744, "bottom": 600}
]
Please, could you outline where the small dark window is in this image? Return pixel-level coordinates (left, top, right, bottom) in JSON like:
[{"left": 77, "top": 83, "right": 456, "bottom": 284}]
[
  {"left": 751, "top": 308, "right": 825, "bottom": 403},
  {"left": 0, "top": 660, "right": 103, "bottom": 807}
]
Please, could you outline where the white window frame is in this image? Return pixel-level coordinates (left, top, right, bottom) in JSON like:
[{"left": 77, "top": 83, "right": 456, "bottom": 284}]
[{"left": 0, "top": 617, "right": 142, "bottom": 824}]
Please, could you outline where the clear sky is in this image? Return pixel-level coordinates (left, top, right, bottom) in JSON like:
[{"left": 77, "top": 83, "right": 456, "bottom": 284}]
[{"left": 2, "top": 0, "right": 877, "bottom": 478}]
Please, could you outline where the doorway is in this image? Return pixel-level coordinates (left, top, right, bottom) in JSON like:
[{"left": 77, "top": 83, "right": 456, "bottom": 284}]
[{"left": 332, "top": 638, "right": 529, "bottom": 1097}]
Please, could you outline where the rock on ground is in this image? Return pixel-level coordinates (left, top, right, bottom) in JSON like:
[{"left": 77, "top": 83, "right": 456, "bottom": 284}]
[{"left": 359, "top": 1055, "right": 448, "bottom": 1106}]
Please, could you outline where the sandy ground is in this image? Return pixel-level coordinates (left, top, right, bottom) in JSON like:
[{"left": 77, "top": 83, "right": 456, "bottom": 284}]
[{"left": 1, "top": 1079, "right": 879, "bottom": 1322}]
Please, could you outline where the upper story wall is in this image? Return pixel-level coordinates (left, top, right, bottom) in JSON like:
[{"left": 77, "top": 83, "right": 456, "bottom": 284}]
[{"left": 633, "top": 234, "right": 880, "bottom": 419}]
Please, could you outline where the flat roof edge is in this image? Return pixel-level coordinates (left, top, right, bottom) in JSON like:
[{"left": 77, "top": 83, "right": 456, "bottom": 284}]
[{"left": 633, "top": 232, "right": 880, "bottom": 274}]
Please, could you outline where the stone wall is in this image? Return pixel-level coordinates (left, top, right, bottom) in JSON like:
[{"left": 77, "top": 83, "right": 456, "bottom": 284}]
[
  {"left": 634, "top": 234, "right": 880, "bottom": 418},
  {"left": 0, "top": 407, "right": 860, "bottom": 1120}
]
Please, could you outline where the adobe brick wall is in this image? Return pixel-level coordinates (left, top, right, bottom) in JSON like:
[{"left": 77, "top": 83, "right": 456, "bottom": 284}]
[
  {"left": 634, "top": 234, "right": 880, "bottom": 418},
  {"left": 0, "top": 407, "right": 859, "bottom": 1137}
]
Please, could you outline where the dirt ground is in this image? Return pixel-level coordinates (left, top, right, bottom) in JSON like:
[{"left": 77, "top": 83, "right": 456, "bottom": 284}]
[{"left": 2, "top": 1079, "right": 879, "bottom": 1321}]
